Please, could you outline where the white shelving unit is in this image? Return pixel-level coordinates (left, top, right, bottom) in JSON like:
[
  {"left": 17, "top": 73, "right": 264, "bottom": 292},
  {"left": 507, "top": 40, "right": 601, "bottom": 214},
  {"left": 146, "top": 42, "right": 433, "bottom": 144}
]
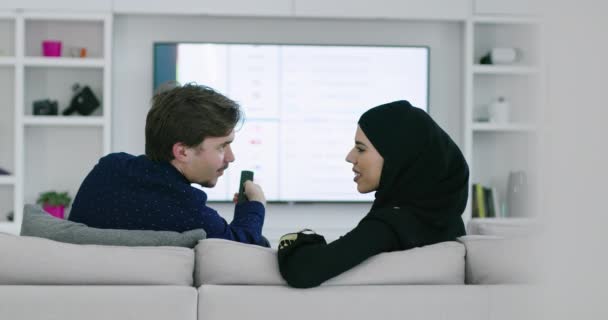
[
  {"left": 464, "top": 15, "right": 542, "bottom": 220},
  {"left": 0, "top": 11, "right": 112, "bottom": 235},
  {"left": 0, "top": 11, "right": 17, "bottom": 234}
]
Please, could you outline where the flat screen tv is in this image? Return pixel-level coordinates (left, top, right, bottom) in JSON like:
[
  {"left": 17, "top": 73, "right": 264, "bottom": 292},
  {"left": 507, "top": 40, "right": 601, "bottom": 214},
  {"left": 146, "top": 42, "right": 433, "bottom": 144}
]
[{"left": 154, "top": 42, "right": 429, "bottom": 202}]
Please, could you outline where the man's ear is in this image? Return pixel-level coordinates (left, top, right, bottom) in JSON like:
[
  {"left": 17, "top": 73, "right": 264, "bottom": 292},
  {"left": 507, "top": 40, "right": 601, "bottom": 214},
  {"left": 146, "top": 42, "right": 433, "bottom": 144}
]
[{"left": 171, "top": 142, "right": 190, "bottom": 163}]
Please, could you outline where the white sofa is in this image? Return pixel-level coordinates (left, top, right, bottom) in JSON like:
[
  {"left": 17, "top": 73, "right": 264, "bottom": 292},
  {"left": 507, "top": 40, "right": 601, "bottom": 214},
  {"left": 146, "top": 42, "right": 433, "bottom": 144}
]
[{"left": 0, "top": 232, "right": 538, "bottom": 320}]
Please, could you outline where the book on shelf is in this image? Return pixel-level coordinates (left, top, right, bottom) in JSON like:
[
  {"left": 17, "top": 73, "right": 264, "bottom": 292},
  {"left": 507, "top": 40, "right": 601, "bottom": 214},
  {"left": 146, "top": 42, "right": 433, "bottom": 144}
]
[{"left": 472, "top": 183, "right": 501, "bottom": 218}]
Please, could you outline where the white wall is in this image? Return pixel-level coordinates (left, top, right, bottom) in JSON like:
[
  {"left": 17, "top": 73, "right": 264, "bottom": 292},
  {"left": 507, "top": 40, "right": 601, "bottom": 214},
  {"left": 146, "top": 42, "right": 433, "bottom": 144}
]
[{"left": 112, "top": 15, "right": 463, "bottom": 242}]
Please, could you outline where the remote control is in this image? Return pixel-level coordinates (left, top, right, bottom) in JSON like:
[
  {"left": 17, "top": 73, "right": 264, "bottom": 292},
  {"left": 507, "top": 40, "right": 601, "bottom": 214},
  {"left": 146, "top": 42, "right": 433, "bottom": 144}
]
[{"left": 237, "top": 170, "right": 254, "bottom": 203}]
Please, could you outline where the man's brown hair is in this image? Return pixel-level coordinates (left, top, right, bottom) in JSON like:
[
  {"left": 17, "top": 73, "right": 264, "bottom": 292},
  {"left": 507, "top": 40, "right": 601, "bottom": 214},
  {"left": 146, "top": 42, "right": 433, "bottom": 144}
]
[{"left": 145, "top": 83, "right": 241, "bottom": 162}]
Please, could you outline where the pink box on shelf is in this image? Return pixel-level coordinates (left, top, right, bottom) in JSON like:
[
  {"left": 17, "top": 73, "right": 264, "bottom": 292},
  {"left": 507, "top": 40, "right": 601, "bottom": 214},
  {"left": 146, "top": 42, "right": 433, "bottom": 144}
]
[{"left": 42, "top": 40, "right": 62, "bottom": 57}]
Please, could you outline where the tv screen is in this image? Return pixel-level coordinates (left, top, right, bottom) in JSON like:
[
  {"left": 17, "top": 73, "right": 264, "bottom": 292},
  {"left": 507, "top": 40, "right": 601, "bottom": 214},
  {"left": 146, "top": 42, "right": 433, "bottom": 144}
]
[{"left": 154, "top": 43, "right": 429, "bottom": 202}]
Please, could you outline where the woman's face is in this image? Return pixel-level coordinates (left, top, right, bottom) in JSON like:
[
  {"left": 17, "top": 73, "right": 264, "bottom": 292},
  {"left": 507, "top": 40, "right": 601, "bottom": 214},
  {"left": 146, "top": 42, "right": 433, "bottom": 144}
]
[{"left": 345, "top": 126, "right": 384, "bottom": 193}]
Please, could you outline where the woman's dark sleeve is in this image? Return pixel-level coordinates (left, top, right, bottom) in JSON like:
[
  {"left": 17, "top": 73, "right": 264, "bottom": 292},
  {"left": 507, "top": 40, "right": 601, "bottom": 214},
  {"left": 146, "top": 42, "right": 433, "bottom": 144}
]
[{"left": 277, "top": 219, "right": 399, "bottom": 288}]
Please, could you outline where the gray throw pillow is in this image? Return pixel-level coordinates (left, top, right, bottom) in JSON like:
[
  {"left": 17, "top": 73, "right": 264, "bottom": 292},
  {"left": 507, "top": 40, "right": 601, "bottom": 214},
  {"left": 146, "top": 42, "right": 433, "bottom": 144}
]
[{"left": 20, "top": 204, "right": 206, "bottom": 248}]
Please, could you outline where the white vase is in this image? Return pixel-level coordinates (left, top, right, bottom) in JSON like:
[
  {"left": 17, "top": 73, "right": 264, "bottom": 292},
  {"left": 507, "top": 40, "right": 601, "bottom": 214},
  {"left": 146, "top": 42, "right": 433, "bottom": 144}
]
[{"left": 488, "top": 97, "right": 510, "bottom": 123}]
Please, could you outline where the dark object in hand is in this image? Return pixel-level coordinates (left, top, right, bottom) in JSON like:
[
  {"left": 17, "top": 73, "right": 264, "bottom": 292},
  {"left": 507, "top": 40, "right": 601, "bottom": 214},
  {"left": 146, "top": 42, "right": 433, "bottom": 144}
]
[
  {"left": 33, "top": 99, "right": 59, "bottom": 115},
  {"left": 62, "top": 84, "right": 100, "bottom": 116},
  {"left": 237, "top": 170, "right": 254, "bottom": 203}
]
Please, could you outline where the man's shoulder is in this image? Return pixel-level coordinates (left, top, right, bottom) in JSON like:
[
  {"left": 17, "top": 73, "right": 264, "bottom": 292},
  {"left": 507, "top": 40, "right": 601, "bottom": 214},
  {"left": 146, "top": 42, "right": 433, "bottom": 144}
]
[
  {"left": 98, "top": 152, "right": 151, "bottom": 166},
  {"left": 100, "top": 152, "right": 136, "bottom": 162}
]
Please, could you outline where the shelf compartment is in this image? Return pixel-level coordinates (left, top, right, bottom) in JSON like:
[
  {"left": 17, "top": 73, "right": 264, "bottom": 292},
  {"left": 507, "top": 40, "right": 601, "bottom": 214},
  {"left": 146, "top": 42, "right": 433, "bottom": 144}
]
[
  {"left": 23, "top": 116, "right": 104, "bottom": 127},
  {"left": 24, "top": 19, "right": 104, "bottom": 58},
  {"left": 473, "top": 74, "right": 540, "bottom": 124},
  {"left": 24, "top": 67, "right": 103, "bottom": 116},
  {"left": 473, "top": 22, "right": 540, "bottom": 67},
  {"left": 24, "top": 126, "right": 103, "bottom": 206},
  {"left": 471, "top": 132, "right": 539, "bottom": 217},
  {"left": 0, "top": 17, "right": 15, "bottom": 58}
]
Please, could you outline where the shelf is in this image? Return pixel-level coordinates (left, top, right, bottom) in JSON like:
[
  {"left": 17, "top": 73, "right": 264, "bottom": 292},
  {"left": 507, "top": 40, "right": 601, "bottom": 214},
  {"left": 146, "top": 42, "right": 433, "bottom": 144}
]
[
  {"left": 0, "top": 221, "right": 18, "bottom": 235},
  {"left": 472, "top": 122, "right": 536, "bottom": 132},
  {"left": 472, "top": 16, "right": 539, "bottom": 25},
  {"left": 24, "top": 57, "right": 105, "bottom": 68},
  {"left": 470, "top": 217, "right": 536, "bottom": 224},
  {"left": 473, "top": 65, "right": 539, "bottom": 75},
  {"left": 22, "top": 12, "right": 109, "bottom": 22},
  {"left": 23, "top": 116, "right": 105, "bottom": 127},
  {"left": 0, "top": 175, "right": 15, "bottom": 185},
  {"left": 0, "top": 57, "right": 16, "bottom": 66}
]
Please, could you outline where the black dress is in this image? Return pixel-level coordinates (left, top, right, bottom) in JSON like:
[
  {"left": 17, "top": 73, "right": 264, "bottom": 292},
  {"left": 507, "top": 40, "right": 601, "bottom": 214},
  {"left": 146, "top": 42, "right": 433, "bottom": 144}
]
[{"left": 278, "top": 100, "right": 469, "bottom": 288}]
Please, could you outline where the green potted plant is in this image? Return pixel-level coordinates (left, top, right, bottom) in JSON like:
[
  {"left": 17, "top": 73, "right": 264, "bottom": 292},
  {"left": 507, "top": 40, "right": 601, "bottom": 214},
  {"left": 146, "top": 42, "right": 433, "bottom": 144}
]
[{"left": 36, "top": 191, "right": 72, "bottom": 219}]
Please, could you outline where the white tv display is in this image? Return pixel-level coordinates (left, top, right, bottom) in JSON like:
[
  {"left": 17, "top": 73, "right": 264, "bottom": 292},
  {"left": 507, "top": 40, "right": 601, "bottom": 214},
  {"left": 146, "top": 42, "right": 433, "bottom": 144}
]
[{"left": 154, "top": 43, "right": 429, "bottom": 202}]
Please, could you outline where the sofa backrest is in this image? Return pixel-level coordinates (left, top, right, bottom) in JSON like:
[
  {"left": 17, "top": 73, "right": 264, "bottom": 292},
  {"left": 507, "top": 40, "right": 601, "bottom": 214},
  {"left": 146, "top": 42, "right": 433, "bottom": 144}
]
[
  {"left": 0, "top": 233, "right": 195, "bottom": 286},
  {"left": 458, "top": 235, "right": 538, "bottom": 284},
  {"left": 194, "top": 239, "right": 466, "bottom": 286}
]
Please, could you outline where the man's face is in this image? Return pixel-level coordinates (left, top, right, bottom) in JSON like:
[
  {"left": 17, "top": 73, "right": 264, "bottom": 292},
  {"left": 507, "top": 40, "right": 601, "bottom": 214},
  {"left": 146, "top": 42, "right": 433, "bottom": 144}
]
[{"left": 182, "top": 130, "right": 235, "bottom": 187}]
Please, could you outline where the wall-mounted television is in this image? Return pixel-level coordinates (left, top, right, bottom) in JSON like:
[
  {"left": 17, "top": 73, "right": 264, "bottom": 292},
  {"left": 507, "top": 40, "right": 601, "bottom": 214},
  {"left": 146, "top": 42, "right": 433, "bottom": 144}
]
[{"left": 154, "top": 42, "right": 429, "bottom": 202}]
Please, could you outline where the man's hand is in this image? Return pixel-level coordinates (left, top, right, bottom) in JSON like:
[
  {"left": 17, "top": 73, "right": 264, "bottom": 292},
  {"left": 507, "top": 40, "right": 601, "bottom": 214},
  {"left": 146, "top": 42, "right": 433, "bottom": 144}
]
[{"left": 243, "top": 180, "right": 266, "bottom": 204}]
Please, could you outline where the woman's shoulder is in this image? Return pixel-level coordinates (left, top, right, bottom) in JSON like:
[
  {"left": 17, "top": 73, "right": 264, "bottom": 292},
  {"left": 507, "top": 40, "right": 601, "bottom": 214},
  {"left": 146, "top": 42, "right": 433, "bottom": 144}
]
[{"left": 361, "top": 206, "right": 464, "bottom": 248}]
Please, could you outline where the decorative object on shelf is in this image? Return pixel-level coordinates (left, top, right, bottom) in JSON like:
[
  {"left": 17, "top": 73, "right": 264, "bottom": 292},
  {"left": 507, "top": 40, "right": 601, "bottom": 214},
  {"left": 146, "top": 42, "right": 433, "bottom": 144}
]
[
  {"left": 36, "top": 191, "right": 72, "bottom": 219},
  {"left": 506, "top": 171, "right": 529, "bottom": 217},
  {"left": 480, "top": 48, "right": 519, "bottom": 65},
  {"left": 62, "top": 84, "right": 100, "bottom": 116},
  {"left": 0, "top": 167, "right": 9, "bottom": 175},
  {"left": 488, "top": 96, "right": 510, "bottom": 123},
  {"left": 69, "top": 47, "right": 88, "bottom": 58},
  {"left": 6, "top": 211, "right": 14, "bottom": 222},
  {"left": 471, "top": 183, "right": 502, "bottom": 218},
  {"left": 33, "top": 99, "right": 59, "bottom": 115},
  {"left": 42, "top": 40, "right": 62, "bottom": 57}
]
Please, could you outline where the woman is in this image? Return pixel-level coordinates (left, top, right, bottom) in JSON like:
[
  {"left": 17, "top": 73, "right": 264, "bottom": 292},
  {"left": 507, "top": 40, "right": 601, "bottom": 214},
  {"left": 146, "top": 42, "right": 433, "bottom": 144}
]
[{"left": 278, "top": 100, "right": 469, "bottom": 288}]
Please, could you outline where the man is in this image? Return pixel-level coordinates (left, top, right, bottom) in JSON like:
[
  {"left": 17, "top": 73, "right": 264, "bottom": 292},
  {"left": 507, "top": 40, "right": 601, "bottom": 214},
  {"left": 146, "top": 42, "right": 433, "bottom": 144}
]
[{"left": 69, "top": 83, "right": 268, "bottom": 246}]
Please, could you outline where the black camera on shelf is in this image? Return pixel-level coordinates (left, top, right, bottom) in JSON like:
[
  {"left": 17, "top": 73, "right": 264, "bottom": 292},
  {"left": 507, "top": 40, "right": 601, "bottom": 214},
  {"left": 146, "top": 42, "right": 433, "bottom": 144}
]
[
  {"left": 63, "top": 84, "right": 100, "bottom": 116},
  {"left": 33, "top": 99, "right": 59, "bottom": 115}
]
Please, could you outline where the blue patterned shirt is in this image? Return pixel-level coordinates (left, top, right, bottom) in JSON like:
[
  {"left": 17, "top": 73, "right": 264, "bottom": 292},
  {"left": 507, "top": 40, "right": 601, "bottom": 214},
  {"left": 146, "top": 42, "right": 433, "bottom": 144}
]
[{"left": 69, "top": 152, "right": 266, "bottom": 245}]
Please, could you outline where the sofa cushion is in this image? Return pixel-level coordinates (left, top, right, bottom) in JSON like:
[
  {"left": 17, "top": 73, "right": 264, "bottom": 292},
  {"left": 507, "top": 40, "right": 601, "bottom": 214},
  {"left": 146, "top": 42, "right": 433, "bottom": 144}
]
[
  {"left": 458, "top": 235, "right": 538, "bottom": 284},
  {"left": 0, "top": 233, "right": 195, "bottom": 285},
  {"left": 195, "top": 239, "right": 465, "bottom": 286},
  {"left": 198, "top": 285, "right": 489, "bottom": 320},
  {"left": 21, "top": 204, "right": 206, "bottom": 247},
  {"left": 0, "top": 286, "right": 198, "bottom": 320}
]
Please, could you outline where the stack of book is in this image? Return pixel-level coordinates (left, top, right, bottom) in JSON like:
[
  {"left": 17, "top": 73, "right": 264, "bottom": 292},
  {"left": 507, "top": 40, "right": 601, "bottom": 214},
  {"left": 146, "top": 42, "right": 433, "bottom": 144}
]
[{"left": 472, "top": 183, "right": 501, "bottom": 218}]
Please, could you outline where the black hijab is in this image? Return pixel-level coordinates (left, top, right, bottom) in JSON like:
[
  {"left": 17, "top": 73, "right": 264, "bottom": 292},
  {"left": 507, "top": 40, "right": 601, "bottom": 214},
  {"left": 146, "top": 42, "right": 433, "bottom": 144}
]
[{"left": 358, "top": 100, "right": 469, "bottom": 228}]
